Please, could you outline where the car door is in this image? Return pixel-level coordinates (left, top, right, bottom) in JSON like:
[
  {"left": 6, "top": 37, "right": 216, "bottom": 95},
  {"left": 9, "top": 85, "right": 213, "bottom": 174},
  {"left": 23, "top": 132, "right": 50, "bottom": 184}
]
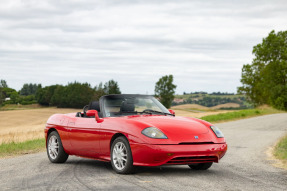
[{"left": 68, "top": 117, "right": 101, "bottom": 157}]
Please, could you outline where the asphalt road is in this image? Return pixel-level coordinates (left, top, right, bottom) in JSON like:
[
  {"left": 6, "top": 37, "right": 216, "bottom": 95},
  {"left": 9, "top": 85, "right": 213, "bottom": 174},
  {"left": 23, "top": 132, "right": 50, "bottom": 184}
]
[{"left": 1, "top": 114, "right": 287, "bottom": 191}]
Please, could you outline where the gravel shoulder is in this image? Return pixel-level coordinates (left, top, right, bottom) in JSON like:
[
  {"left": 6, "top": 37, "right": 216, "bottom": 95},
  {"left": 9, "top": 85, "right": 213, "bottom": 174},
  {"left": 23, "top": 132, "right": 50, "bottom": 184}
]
[{"left": 0, "top": 113, "right": 287, "bottom": 191}]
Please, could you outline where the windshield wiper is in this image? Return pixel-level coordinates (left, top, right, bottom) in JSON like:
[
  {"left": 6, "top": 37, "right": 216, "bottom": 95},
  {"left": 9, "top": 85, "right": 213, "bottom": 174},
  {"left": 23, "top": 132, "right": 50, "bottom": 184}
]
[
  {"left": 115, "top": 111, "right": 153, "bottom": 115},
  {"left": 142, "top": 109, "right": 175, "bottom": 116},
  {"left": 115, "top": 110, "right": 174, "bottom": 116}
]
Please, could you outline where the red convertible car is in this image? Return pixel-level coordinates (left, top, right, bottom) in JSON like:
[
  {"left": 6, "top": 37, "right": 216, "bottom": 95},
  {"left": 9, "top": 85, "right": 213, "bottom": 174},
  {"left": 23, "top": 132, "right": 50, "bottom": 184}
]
[{"left": 45, "top": 94, "right": 227, "bottom": 174}]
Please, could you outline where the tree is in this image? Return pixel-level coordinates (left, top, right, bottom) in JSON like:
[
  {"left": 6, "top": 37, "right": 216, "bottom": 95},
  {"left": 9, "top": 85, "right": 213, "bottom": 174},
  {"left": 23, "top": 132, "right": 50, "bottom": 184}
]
[
  {"left": 0, "top": 87, "right": 3, "bottom": 105},
  {"left": 155, "top": 75, "right": 177, "bottom": 108},
  {"left": 93, "top": 82, "right": 106, "bottom": 100},
  {"left": 36, "top": 85, "right": 59, "bottom": 106},
  {"left": 0, "top": 79, "right": 8, "bottom": 88},
  {"left": 20, "top": 83, "right": 41, "bottom": 96},
  {"left": 92, "top": 80, "right": 121, "bottom": 100},
  {"left": 10, "top": 91, "right": 19, "bottom": 104},
  {"left": 50, "top": 85, "right": 67, "bottom": 107},
  {"left": 1, "top": 87, "right": 17, "bottom": 99},
  {"left": 104, "top": 80, "right": 121, "bottom": 94},
  {"left": 238, "top": 30, "right": 287, "bottom": 110},
  {"left": 51, "top": 82, "right": 94, "bottom": 108}
]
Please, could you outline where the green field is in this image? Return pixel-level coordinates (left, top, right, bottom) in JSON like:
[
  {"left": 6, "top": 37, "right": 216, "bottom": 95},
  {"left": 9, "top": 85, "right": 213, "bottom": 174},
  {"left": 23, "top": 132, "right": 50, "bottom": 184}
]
[{"left": 200, "top": 107, "right": 283, "bottom": 123}]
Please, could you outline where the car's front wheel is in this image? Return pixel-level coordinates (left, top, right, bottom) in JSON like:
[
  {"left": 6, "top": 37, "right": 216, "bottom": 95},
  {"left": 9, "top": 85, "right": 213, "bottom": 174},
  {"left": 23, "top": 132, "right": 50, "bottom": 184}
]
[
  {"left": 47, "top": 131, "right": 69, "bottom": 163},
  {"left": 111, "top": 136, "right": 134, "bottom": 174},
  {"left": 188, "top": 162, "right": 213, "bottom": 170}
]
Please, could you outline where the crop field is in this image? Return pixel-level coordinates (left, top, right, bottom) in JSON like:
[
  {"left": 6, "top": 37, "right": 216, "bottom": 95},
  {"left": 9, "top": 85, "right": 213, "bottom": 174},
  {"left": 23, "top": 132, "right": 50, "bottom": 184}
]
[
  {"left": 211, "top": 103, "right": 241, "bottom": 109},
  {"left": 171, "top": 104, "right": 210, "bottom": 111},
  {"left": 0, "top": 108, "right": 79, "bottom": 144}
]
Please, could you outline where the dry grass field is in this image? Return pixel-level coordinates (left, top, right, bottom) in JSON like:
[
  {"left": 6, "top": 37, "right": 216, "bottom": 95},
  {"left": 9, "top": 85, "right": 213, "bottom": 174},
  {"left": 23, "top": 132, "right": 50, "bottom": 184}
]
[
  {"left": 170, "top": 104, "right": 235, "bottom": 118},
  {"left": 171, "top": 104, "right": 210, "bottom": 111},
  {"left": 211, "top": 103, "right": 240, "bottom": 110},
  {"left": 171, "top": 109, "right": 233, "bottom": 118},
  {"left": 0, "top": 108, "right": 79, "bottom": 144}
]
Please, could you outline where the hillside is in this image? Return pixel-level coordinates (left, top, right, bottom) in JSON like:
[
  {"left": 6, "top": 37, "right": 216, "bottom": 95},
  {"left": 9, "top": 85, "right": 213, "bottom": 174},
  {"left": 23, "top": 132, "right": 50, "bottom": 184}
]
[{"left": 173, "top": 93, "right": 251, "bottom": 109}]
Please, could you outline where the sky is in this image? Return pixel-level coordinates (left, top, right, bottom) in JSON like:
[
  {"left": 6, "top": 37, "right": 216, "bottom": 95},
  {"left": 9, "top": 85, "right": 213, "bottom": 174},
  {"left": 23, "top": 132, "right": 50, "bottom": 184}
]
[{"left": 0, "top": 0, "right": 287, "bottom": 94}]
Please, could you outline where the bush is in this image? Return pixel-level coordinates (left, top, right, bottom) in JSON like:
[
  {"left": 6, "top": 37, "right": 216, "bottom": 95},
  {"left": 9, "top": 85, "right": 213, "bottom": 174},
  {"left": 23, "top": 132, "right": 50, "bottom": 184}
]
[
  {"left": 21, "top": 100, "right": 37, "bottom": 105},
  {"left": 51, "top": 82, "right": 94, "bottom": 108}
]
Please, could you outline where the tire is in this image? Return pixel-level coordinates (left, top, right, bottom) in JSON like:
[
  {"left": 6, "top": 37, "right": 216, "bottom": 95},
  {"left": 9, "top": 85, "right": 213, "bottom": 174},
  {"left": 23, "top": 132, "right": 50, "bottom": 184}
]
[
  {"left": 110, "top": 136, "right": 134, "bottom": 174},
  {"left": 47, "top": 131, "right": 69, "bottom": 163},
  {"left": 188, "top": 162, "right": 213, "bottom": 170}
]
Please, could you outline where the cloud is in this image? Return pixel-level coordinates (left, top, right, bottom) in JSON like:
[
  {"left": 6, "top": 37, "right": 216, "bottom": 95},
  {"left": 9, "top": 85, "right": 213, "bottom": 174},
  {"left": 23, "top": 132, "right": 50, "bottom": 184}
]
[{"left": 0, "top": 0, "right": 287, "bottom": 94}]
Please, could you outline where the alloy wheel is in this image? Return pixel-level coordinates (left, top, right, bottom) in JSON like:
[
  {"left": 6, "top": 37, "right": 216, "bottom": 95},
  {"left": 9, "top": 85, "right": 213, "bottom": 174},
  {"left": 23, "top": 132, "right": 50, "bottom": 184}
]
[
  {"left": 112, "top": 142, "right": 128, "bottom": 170},
  {"left": 48, "top": 135, "right": 59, "bottom": 160}
]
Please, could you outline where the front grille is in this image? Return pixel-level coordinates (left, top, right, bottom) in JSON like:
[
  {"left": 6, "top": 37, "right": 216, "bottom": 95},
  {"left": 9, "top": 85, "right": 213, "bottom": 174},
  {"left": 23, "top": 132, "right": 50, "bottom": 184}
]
[{"left": 166, "top": 156, "right": 218, "bottom": 165}]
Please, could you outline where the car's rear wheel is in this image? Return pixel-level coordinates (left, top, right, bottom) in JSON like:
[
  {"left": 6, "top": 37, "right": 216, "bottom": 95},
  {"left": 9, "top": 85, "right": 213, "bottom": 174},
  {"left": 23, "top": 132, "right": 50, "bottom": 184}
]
[
  {"left": 47, "top": 131, "right": 69, "bottom": 163},
  {"left": 188, "top": 162, "right": 213, "bottom": 170},
  {"left": 111, "top": 136, "right": 134, "bottom": 174}
]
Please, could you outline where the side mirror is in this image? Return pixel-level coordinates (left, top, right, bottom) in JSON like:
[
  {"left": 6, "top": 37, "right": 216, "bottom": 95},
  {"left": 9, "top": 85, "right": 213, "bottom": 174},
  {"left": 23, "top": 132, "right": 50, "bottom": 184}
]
[
  {"left": 86, "top": 110, "right": 104, "bottom": 123},
  {"left": 168, "top": 109, "right": 175, "bottom": 115}
]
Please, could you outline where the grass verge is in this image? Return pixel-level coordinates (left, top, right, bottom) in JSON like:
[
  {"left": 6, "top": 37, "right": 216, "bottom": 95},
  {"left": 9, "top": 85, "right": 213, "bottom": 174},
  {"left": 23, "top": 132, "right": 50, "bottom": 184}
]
[
  {"left": 0, "top": 138, "right": 45, "bottom": 158},
  {"left": 200, "top": 107, "right": 283, "bottom": 123},
  {"left": 274, "top": 135, "right": 287, "bottom": 168}
]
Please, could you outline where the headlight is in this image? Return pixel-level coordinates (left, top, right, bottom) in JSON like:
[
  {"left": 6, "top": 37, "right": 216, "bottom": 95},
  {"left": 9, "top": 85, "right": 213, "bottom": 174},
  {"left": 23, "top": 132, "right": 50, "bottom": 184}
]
[
  {"left": 210, "top": 126, "right": 224, "bottom": 138},
  {"left": 142, "top": 127, "right": 168, "bottom": 139}
]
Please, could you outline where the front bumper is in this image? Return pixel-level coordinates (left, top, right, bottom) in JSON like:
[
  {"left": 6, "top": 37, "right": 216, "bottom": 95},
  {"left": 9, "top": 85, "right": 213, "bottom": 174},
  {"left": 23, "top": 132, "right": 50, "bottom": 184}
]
[{"left": 130, "top": 143, "right": 227, "bottom": 166}]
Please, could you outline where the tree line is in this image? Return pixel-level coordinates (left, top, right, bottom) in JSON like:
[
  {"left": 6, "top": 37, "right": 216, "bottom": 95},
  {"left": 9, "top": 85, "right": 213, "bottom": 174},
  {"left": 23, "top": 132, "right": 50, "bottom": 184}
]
[
  {"left": 0, "top": 80, "right": 38, "bottom": 105},
  {"left": 0, "top": 80, "right": 121, "bottom": 108},
  {"left": 36, "top": 80, "right": 121, "bottom": 108},
  {"left": 1, "top": 75, "right": 177, "bottom": 109},
  {"left": 173, "top": 95, "right": 248, "bottom": 109},
  {"left": 183, "top": 91, "right": 235, "bottom": 96}
]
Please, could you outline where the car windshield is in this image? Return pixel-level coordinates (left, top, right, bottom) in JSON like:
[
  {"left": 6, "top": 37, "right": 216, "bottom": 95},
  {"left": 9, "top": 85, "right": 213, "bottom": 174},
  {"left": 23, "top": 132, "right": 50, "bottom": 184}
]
[{"left": 102, "top": 95, "right": 171, "bottom": 117}]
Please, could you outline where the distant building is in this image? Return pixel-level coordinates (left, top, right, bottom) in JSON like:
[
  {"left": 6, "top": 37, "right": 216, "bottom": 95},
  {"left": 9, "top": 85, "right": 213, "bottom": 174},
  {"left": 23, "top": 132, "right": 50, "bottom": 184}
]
[{"left": 5, "top": 97, "right": 11, "bottom": 101}]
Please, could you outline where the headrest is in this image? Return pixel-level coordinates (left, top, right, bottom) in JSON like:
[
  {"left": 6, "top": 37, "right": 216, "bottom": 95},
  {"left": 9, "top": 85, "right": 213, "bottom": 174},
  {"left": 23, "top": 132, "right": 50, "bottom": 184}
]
[
  {"left": 88, "top": 101, "right": 100, "bottom": 112},
  {"left": 120, "top": 101, "right": 135, "bottom": 112}
]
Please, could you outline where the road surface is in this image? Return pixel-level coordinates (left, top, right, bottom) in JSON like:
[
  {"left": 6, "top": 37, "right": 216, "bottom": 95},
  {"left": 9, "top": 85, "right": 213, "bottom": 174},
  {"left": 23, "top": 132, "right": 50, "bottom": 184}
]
[{"left": 1, "top": 114, "right": 287, "bottom": 190}]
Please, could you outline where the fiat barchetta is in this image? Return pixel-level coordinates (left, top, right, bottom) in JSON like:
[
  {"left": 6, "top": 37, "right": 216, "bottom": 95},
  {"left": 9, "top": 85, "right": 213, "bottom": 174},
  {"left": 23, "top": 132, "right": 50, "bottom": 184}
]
[{"left": 45, "top": 94, "right": 227, "bottom": 174}]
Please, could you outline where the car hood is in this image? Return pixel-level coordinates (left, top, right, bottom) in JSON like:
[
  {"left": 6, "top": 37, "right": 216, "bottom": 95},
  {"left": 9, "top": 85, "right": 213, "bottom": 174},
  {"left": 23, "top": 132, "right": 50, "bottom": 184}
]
[{"left": 124, "top": 115, "right": 213, "bottom": 143}]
